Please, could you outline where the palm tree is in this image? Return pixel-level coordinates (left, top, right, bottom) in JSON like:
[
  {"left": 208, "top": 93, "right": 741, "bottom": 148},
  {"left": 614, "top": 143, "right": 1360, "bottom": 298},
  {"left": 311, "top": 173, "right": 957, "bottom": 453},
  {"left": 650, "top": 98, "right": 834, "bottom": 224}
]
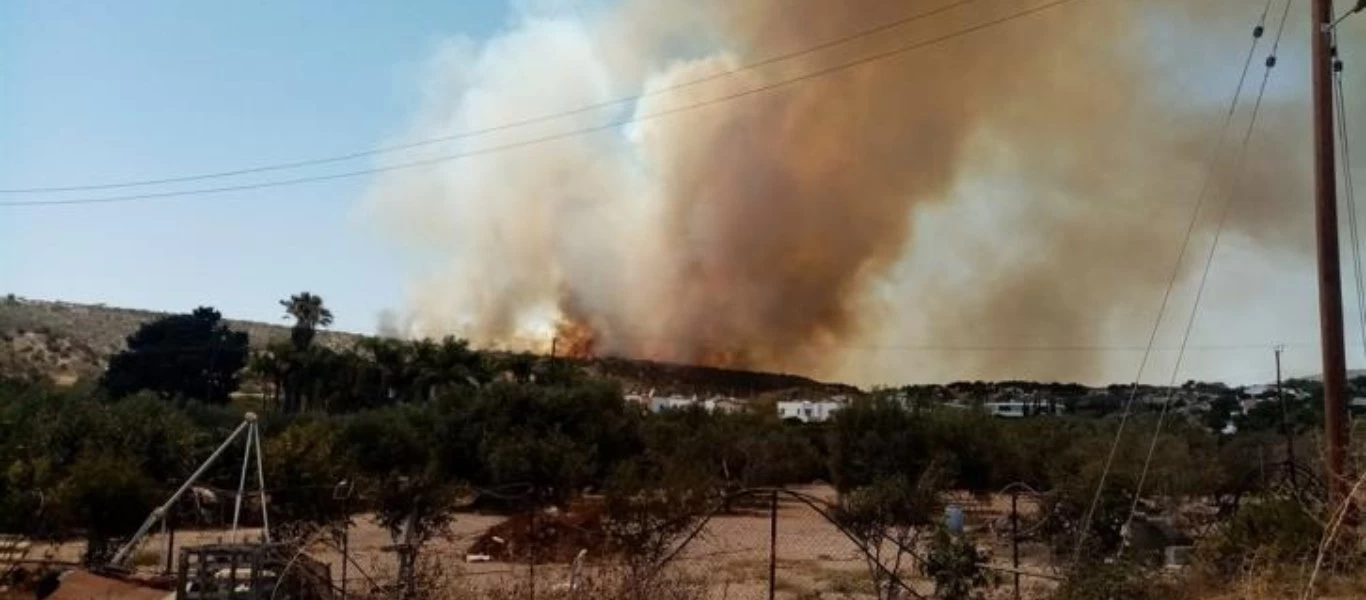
[{"left": 280, "top": 292, "right": 334, "bottom": 350}]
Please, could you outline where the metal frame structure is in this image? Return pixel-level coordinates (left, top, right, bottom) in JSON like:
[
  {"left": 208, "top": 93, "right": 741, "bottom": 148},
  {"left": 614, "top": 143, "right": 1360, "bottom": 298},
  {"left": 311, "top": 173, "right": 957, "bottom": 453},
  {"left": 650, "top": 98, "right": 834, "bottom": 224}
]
[{"left": 110, "top": 413, "right": 271, "bottom": 568}]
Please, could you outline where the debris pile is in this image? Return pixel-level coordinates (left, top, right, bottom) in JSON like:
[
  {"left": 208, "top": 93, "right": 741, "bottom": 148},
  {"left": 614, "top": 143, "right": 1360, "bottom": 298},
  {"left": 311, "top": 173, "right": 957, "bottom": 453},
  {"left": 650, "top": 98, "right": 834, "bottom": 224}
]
[{"left": 467, "top": 503, "right": 610, "bottom": 563}]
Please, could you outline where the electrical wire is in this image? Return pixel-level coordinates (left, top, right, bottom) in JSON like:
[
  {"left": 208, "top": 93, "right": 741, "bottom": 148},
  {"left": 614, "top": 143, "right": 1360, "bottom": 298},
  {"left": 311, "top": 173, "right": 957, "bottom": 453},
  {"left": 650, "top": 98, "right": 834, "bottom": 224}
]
[
  {"left": 1070, "top": 0, "right": 1274, "bottom": 566},
  {"left": 0, "top": 0, "right": 1086, "bottom": 208},
  {"left": 0, "top": 0, "right": 984, "bottom": 195},
  {"left": 1332, "top": 39, "right": 1365, "bottom": 363},
  {"left": 1119, "top": 0, "right": 1292, "bottom": 545},
  {"left": 1329, "top": 0, "right": 1366, "bottom": 30},
  {"left": 35, "top": 330, "right": 1332, "bottom": 356}
]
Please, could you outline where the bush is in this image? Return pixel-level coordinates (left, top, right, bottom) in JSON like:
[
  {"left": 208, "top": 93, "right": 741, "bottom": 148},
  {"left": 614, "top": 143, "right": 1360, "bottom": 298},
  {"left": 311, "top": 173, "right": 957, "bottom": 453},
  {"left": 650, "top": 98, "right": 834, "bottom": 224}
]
[
  {"left": 834, "top": 473, "right": 941, "bottom": 599},
  {"left": 1052, "top": 560, "right": 1178, "bottom": 600},
  {"left": 922, "top": 528, "right": 991, "bottom": 600},
  {"left": 262, "top": 419, "right": 346, "bottom": 532},
  {"left": 827, "top": 397, "right": 931, "bottom": 491},
  {"left": 1194, "top": 497, "right": 1324, "bottom": 579},
  {"left": 53, "top": 453, "right": 160, "bottom": 565}
]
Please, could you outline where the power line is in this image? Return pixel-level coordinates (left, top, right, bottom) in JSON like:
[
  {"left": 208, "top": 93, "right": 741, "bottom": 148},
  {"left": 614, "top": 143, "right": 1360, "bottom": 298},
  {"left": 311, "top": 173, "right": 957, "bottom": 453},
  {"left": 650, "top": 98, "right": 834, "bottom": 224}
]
[
  {"left": 1329, "top": 0, "right": 1366, "bottom": 30},
  {"left": 1072, "top": 0, "right": 1274, "bottom": 565},
  {"left": 1122, "top": 0, "right": 1292, "bottom": 541},
  {"left": 1332, "top": 38, "right": 1364, "bottom": 363},
  {"left": 93, "top": 337, "right": 1332, "bottom": 356},
  {"left": 0, "top": 0, "right": 984, "bottom": 195},
  {"left": 0, "top": 0, "right": 1085, "bottom": 208}
]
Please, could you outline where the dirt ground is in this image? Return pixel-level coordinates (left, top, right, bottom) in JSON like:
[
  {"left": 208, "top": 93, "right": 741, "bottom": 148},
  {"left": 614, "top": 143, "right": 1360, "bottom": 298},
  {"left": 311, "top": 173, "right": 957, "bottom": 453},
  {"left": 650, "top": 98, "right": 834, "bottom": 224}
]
[{"left": 11, "top": 485, "right": 1061, "bottom": 599}]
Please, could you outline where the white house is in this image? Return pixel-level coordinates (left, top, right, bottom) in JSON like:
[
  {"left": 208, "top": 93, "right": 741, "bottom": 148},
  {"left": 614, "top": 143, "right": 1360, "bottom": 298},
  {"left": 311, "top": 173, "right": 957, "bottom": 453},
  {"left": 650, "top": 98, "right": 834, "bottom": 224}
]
[
  {"left": 985, "top": 401, "right": 1027, "bottom": 418},
  {"left": 626, "top": 391, "right": 745, "bottom": 414},
  {"left": 777, "top": 399, "right": 843, "bottom": 423},
  {"left": 983, "top": 401, "right": 1064, "bottom": 418},
  {"left": 700, "top": 396, "right": 745, "bottom": 414},
  {"left": 650, "top": 395, "right": 698, "bottom": 413}
]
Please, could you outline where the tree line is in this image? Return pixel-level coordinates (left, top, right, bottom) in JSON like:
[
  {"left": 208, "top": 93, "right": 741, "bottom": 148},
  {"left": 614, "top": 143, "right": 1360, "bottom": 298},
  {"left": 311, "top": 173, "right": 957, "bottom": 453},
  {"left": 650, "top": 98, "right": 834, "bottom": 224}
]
[{"left": 0, "top": 294, "right": 1349, "bottom": 598}]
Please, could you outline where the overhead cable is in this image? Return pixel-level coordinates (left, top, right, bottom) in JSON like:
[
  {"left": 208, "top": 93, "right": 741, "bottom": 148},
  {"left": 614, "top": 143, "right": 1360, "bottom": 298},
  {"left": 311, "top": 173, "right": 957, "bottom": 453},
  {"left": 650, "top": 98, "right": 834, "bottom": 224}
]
[
  {"left": 0, "top": 0, "right": 983, "bottom": 194},
  {"left": 1071, "top": 0, "right": 1275, "bottom": 565},
  {"left": 1, "top": 0, "right": 1085, "bottom": 208},
  {"left": 1120, "top": 0, "right": 1292, "bottom": 547}
]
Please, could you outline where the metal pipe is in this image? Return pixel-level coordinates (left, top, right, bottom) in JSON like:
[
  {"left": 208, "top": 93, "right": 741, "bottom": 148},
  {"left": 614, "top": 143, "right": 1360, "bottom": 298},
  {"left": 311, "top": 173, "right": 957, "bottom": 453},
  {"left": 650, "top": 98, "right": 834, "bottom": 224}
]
[
  {"left": 230, "top": 424, "right": 255, "bottom": 542},
  {"left": 253, "top": 423, "right": 271, "bottom": 542},
  {"left": 110, "top": 418, "right": 252, "bottom": 566}
]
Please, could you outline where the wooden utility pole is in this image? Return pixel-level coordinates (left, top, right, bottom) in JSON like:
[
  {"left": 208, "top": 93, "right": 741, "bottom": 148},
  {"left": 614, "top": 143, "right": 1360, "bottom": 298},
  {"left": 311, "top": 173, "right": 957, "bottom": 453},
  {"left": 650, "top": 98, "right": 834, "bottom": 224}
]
[
  {"left": 1275, "top": 345, "right": 1299, "bottom": 493},
  {"left": 1312, "top": 0, "right": 1350, "bottom": 503}
]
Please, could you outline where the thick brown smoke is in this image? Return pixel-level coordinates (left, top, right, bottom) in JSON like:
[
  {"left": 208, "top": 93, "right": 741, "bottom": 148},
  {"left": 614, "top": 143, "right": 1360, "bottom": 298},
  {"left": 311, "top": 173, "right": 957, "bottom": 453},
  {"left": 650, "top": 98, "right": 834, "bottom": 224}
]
[{"left": 365, "top": 0, "right": 1364, "bottom": 384}]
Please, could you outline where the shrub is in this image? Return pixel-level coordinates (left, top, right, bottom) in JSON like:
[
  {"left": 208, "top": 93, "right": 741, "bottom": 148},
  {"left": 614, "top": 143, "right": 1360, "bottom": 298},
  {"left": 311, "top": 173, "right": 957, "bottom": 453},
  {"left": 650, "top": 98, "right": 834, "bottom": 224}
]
[
  {"left": 1194, "top": 497, "right": 1324, "bottom": 579},
  {"left": 922, "top": 528, "right": 991, "bottom": 600},
  {"left": 1052, "top": 560, "right": 1177, "bottom": 600}
]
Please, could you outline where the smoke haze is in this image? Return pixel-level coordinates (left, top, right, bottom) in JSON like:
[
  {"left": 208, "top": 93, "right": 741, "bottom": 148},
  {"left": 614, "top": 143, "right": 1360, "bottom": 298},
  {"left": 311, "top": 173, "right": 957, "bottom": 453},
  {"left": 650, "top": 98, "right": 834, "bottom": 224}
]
[{"left": 363, "top": 0, "right": 1366, "bottom": 385}]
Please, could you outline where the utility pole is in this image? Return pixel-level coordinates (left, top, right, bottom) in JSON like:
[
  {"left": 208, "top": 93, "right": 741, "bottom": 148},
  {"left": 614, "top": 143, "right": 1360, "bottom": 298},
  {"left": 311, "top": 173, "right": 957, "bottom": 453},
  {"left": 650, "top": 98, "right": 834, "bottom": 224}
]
[
  {"left": 1275, "top": 345, "right": 1298, "bottom": 493},
  {"left": 1312, "top": 0, "right": 1351, "bottom": 504}
]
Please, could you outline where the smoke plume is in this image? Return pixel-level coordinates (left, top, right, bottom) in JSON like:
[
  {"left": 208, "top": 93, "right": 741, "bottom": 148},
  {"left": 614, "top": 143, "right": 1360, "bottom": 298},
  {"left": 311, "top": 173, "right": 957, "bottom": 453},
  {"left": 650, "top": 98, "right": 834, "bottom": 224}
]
[{"left": 364, "top": 0, "right": 1365, "bottom": 385}]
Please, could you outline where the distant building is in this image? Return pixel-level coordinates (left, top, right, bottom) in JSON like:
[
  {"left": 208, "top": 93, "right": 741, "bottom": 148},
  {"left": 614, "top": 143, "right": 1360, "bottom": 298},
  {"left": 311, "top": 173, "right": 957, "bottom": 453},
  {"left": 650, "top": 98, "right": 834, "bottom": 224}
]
[
  {"left": 701, "top": 396, "right": 745, "bottom": 414},
  {"left": 985, "top": 402, "right": 1027, "bottom": 418},
  {"left": 649, "top": 395, "right": 698, "bottom": 413},
  {"left": 777, "top": 399, "right": 843, "bottom": 423},
  {"left": 627, "top": 391, "right": 744, "bottom": 414},
  {"left": 1349, "top": 397, "right": 1366, "bottom": 415},
  {"left": 982, "top": 401, "right": 1063, "bottom": 418}
]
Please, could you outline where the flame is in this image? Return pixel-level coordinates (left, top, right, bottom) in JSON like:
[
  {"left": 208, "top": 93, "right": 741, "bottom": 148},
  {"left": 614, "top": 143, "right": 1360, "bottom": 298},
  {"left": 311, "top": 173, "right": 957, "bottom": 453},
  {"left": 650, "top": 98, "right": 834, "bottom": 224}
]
[{"left": 554, "top": 319, "right": 598, "bottom": 359}]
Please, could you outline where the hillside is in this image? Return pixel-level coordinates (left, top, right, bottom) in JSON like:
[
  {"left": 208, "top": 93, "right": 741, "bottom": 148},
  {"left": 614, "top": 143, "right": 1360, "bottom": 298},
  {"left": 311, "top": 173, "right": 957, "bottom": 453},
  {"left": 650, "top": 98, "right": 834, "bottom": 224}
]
[
  {"left": 0, "top": 296, "right": 855, "bottom": 396},
  {"left": 0, "top": 296, "right": 363, "bottom": 382},
  {"left": 582, "top": 355, "right": 859, "bottom": 398}
]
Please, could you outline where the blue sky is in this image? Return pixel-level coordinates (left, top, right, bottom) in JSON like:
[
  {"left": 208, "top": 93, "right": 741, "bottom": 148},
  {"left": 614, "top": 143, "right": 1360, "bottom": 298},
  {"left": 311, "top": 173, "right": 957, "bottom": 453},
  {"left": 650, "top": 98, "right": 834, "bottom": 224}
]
[{"left": 0, "top": 1, "right": 509, "bottom": 332}]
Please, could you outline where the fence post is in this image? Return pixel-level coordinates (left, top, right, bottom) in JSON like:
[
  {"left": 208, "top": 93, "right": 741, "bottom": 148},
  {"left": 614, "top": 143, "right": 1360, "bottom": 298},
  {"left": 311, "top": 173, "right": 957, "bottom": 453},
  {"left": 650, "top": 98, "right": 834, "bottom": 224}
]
[
  {"left": 1011, "top": 492, "right": 1020, "bottom": 600},
  {"left": 334, "top": 480, "right": 354, "bottom": 600},
  {"left": 529, "top": 507, "right": 537, "bottom": 600},
  {"left": 341, "top": 509, "right": 350, "bottom": 600},
  {"left": 164, "top": 512, "right": 175, "bottom": 576},
  {"left": 769, "top": 490, "right": 778, "bottom": 600}
]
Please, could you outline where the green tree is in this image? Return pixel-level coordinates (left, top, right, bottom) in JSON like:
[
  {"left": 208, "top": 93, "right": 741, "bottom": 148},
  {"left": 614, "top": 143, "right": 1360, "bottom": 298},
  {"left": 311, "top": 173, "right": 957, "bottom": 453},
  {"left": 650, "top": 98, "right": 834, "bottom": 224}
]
[
  {"left": 263, "top": 419, "right": 346, "bottom": 532},
  {"left": 834, "top": 474, "right": 941, "bottom": 599},
  {"left": 101, "top": 307, "right": 248, "bottom": 403},
  {"left": 280, "top": 292, "right": 333, "bottom": 350},
  {"left": 339, "top": 405, "right": 455, "bottom": 546},
  {"left": 468, "top": 381, "right": 640, "bottom": 505},
  {"left": 827, "top": 397, "right": 930, "bottom": 492},
  {"left": 53, "top": 452, "right": 160, "bottom": 565}
]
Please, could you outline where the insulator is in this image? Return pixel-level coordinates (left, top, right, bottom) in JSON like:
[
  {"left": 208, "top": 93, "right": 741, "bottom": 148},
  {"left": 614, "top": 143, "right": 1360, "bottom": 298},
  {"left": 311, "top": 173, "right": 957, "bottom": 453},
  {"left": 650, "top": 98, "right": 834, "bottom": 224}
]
[
  {"left": 1266, "top": 55, "right": 1277, "bottom": 68},
  {"left": 1335, "top": 60, "right": 1345, "bottom": 73},
  {"left": 1253, "top": 25, "right": 1264, "bottom": 38}
]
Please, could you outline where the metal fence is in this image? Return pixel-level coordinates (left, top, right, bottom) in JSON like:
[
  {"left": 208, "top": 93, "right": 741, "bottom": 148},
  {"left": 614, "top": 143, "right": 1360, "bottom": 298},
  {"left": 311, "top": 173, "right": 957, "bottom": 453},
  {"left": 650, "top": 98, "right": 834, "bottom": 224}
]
[
  {"left": 3, "top": 485, "right": 1064, "bottom": 600},
  {"left": 309, "top": 487, "right": 1062, "bottom": 600}
]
